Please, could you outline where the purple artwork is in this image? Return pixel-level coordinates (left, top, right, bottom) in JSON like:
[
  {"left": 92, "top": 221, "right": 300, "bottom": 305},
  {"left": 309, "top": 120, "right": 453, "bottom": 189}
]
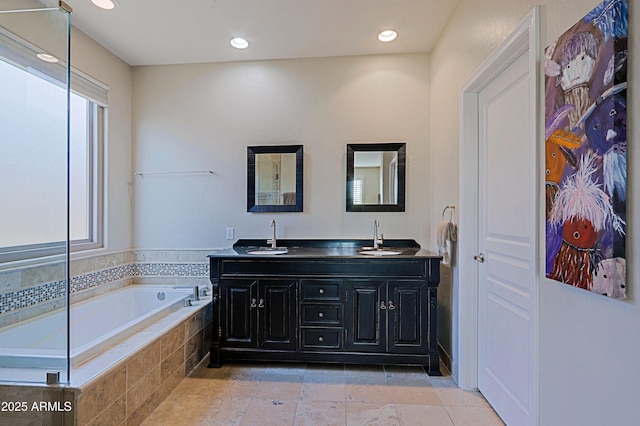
[{"left": 544, "top": 0, "right": 628, "bottom": 298}]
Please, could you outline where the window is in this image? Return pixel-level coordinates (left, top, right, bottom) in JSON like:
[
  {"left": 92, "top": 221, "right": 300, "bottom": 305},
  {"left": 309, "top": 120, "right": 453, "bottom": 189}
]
[
  {"left": 69, "top": 92, "right": 105, "bottom": 252},
  {"left": 353, "top": 179, "right": 364, "bottom": 205},
  {"left": 0, "top": 30, "right": 106, "bottom": 262}
]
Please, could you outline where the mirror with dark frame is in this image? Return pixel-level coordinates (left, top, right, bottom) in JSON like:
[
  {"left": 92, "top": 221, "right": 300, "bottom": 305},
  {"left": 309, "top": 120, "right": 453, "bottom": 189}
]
[
  {"left": 346, "top": 142, "right": 406, "bottom": 212},
  {"left": 247, "top": 145, "right": 303, "bottom": 212}
]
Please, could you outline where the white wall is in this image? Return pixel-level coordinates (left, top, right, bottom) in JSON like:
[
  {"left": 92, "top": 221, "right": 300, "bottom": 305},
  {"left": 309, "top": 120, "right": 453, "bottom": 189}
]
[
  {"left": 71, "top": 28, "right": 133, "bottom": 254},
  {"left": 431, "top": 0, "right": 640, "bottom": 424},
  {"left": 132, "top": 54, "right": 431, "bottom": 249}
]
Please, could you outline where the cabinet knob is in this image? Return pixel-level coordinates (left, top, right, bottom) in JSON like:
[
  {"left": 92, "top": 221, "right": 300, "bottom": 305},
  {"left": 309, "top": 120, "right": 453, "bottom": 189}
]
[
  {"left": 250, "top": 298, "right": 257, "bottom": 308},
  {"left": 318, "top": 312, "right": 324, "bottom": 318},
  {"left": 319, "top": 288, "right": 325, "bottom": 294},
  {"left": 380, "top": 301, "right": 387, "bottom": 310},
  {"left": 318, "top": 336, "right": 324, "bottom": 342},
  {"left": 388, "top": 300, "right": 396, "bottom": 310},
  {"left": 258, "top": 298, "right": 265, "bottom": 308}
]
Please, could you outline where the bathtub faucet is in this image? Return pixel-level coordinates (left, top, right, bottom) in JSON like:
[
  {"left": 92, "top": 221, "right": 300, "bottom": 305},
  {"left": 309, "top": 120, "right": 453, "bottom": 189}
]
[{"left": 172, "top": 285, "right": 201, "bottom": 301}]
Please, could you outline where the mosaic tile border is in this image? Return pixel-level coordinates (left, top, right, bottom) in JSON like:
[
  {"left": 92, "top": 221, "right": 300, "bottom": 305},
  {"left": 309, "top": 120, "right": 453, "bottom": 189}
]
[
  {"left": 0, "top": 262, "right": 209, "bottom": 315},
  {"left": 132, "top": 262, "right": 208, "bottom": 277},
  {"left": 0, "top": 280, "right": 66, "bottom": 314}
]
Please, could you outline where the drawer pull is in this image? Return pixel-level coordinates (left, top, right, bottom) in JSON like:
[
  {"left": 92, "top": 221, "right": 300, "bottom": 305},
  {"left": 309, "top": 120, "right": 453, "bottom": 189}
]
[
  {"left": 318, "top": 312, "right": 324, "bottom": 318},
  {"left": 318, "top": 336, "right": 324, "bottom": 342},
  {"left": 319, "top": 288, "right": 325, "bottom": 294}
]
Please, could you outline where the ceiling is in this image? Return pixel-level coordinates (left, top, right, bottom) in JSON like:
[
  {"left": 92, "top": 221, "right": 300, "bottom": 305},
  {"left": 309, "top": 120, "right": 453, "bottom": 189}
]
[{"left": 64, "top": 0, "right": 459, "bottom": 66}]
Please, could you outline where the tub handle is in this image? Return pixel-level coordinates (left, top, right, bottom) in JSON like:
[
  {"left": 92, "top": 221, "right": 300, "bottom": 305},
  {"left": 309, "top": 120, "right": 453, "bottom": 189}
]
[
  {"left": 258, "top": 298, "right": 265, "bottom": 308},
  {"left": 250, "top": 298, "right": 257, "bottom": 308}
]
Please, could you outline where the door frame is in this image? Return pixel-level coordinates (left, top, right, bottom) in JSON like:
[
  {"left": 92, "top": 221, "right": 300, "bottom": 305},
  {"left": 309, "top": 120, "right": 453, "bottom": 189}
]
[{"left": 457, "top": 6, "right": 540, "bottom": 421}]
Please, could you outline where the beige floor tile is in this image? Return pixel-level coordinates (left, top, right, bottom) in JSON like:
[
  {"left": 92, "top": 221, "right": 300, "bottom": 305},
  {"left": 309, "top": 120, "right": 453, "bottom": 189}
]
[
  {"left": 434, "top": 387, "right": 490, "bottom": 408},
  {"left": 265, "top": 362, "right": 307, "bottom": 377},
  {"left": 300, "top": 374, "right": 346, "bottom": 402},
  {"left": 221, "top": 362, "right": 268, "bottom": 380},
  {"left": 255, "top": 374, "right": 303, "bottom": 401},
  {"left": 395, "top": 404, "right": 454, "bottom": 426},
  {"left": 383, "top": 365, "right": 429, "bottom": 380},
  {"left": 294, "top": 400, "right": 346, "bottom": 426},
  {"left": 344, "top": 364, "right": 386, "bottom": 378},
  {"left": 305, "top": 363, "right": 345, "bottom": 377},
  {"left": 201, "top": 397, "right": 252, "bottom": 425},
  {"left": 346, "top": 402, "right": 399, "bottom": 426},
  {"left": 143, "top": 362, "right": 501, "bottom": 426},
  {"left": 345, "top": 376, "right": 393, "bottom": 404},
  {"left": 386, "top": 378, "right": 442, "bottom": 405},
  {"left": 445, "top": 406, "right": 505, "bottom": 426},
  {"left": 141, "top": 393, "right": 218, "bottom": 426},
  {"left": 224, "top": 378, "right": 261, "bottom": 399},
  {"left": 428, "top": 376, "right": 458, "bottom": 388},
  {"left": 240, "top": 397, "right": 297, "bottom": 426},
  {"left": 169, "top": 377, "right": 243, "bottom": 402}
]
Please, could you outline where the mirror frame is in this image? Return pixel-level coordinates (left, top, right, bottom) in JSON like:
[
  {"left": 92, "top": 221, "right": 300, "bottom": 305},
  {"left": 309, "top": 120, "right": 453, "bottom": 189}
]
[
  {"left": 247, "top": 145, "right": 303, "bottom": 212},
  {"left": 346, "top": 142, "right": 406, "bottom": 212}
]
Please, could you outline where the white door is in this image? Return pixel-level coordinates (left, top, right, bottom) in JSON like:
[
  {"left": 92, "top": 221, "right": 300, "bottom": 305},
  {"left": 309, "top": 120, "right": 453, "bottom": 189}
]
[{"left": 476, "top": 43, "right": 536, "bottom": 425}]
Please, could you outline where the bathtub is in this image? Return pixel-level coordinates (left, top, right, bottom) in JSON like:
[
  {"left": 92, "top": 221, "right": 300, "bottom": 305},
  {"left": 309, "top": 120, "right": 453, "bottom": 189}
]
[{"left": 0, "top": 286, "right": 193, "bottom": 369}]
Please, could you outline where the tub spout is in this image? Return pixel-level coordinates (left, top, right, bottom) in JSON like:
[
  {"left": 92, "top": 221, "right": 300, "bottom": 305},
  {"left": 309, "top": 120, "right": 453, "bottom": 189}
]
[
  {"left": 172, "top": 285, "right": 201, "bottom": 301},
  {"left": 184, "top": 298, "right": 193, "bottom": 307}
]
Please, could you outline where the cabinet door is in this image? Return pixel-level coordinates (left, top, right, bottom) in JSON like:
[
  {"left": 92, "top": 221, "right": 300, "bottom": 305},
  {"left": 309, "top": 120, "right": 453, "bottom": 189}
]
[
  {"left": 258, "top": 280, "right": 297, "bottom": 350},
  {"left": 344, "top": 280, "right": 385, "bottom": 352},
  {"left": 221, "top": 279, "right": 257, "bottom": 347},
  {"left": 387, "top": 281, "right": 428, "bottom": 353}
]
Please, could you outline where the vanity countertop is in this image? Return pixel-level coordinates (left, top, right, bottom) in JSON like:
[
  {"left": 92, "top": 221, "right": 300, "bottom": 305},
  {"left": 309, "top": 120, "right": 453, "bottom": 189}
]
[{"left": 208, "top": 239, "right": 440, "bottom": 259}]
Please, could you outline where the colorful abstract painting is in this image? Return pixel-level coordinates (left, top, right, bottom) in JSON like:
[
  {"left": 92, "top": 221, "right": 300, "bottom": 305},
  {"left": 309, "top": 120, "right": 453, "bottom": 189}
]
[{"left": 544, "top": 0, "right": 628, "bottom": 298}]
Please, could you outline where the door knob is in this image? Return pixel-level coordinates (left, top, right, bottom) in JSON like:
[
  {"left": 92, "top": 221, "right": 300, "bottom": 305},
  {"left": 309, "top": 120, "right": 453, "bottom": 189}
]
[{"left": 474, "top": 253, "right": 485, "bottom": 263}]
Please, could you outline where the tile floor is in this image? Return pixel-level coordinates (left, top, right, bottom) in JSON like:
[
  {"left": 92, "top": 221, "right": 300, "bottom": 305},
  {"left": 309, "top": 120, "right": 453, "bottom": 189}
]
[{"left": 142, "top": 360, "right": 504, "bottom": 426}]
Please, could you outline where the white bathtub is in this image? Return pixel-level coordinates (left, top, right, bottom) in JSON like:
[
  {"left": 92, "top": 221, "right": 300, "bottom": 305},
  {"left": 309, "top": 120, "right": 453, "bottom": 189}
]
[{"left": 0, "top": 286, "right": 193, "bottom": 369}]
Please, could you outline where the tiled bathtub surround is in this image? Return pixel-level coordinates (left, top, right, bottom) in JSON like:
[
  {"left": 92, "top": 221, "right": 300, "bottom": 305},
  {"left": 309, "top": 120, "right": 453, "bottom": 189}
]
[
  {"left": 0, "top": 249, "right": 212, "bottom": 325},
  {"left": 73, "top": 302, "right": 212, "bottom": 426}
]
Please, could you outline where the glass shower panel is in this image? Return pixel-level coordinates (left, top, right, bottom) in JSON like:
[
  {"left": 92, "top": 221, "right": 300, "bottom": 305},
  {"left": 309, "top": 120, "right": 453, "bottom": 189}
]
[{"left": 0, "top": 1, "right": 71, "bottom": 385}]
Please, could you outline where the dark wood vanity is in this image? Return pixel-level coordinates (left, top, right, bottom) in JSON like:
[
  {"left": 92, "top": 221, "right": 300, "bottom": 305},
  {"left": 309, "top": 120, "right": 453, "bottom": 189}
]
[{"left": 207, "top": 239, "right": 442, "bottom": 375}]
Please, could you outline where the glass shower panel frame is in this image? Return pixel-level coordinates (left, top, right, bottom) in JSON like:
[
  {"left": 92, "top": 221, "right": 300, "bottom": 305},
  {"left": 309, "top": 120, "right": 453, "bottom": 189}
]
[{"left": 0, "top": 1, "right": 71, "bottom": 385}]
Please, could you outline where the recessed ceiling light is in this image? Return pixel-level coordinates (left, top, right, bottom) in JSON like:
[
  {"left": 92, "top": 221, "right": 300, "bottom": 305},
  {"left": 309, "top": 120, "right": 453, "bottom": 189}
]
[
  {"left": 91, "top": 0, "right": 117, "bottom": 10},
  {"left": 230, "top": 37, "right": 249, "bottom": 49},
  {"left": 36, "top": 53, "right": 58, "bottom": 63},
  {"left": 378, "top": 29, "right": 398, "bottom": 42}
]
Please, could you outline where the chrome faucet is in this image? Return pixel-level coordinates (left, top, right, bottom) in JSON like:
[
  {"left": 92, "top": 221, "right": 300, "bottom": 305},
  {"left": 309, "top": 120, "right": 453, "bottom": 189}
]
[
  {"left": 173, "top": 285, "right": 200, "bottom": 301},
  {"left": 267, "top": 219, "right": 277, "bottom": 248},
  {"left": 193, "top": 285, "right": 200, "bottom": 301},
  {"left": 373, "top": 219, "right": 384, "bottom": 249}
]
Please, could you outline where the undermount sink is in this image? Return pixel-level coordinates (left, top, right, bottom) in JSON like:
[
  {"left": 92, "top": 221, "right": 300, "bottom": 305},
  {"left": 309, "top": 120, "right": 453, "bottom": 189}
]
[
  {"left": 246, "top": 247, "right": 289, "bottom": 255},
  {"left": 358, "top": 249, "right": 402, "bottom": 256}
]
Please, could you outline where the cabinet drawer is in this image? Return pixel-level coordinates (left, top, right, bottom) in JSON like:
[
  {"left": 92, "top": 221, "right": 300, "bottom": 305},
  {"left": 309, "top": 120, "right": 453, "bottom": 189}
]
[
  {"left": 301, "top": 328, "right": 343, "bottom": 350},
  {"left": 301, "top": 280, "right": 341, "bottom": 301},
  {"left": 301, "top": 304, "right": 342, "bottom": 326}
]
